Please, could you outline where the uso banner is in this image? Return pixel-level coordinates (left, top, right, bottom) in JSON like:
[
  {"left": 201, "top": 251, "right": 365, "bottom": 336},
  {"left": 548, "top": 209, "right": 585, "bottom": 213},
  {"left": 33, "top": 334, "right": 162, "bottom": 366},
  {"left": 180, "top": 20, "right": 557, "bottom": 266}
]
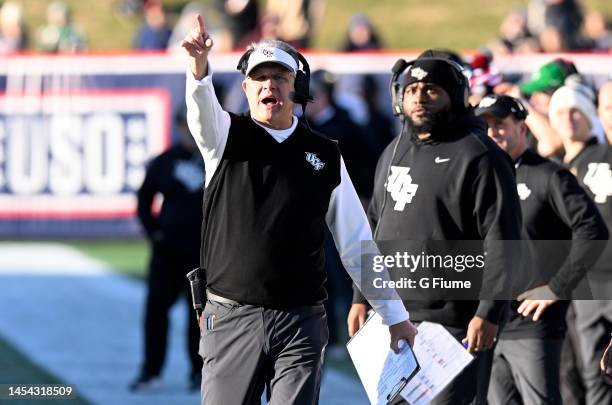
[
  {"left": 0, "top": 52, "right": 609, "bottom": 238},
  {"left": 0, "top": 54, "right": 183, "bottom": 237}
]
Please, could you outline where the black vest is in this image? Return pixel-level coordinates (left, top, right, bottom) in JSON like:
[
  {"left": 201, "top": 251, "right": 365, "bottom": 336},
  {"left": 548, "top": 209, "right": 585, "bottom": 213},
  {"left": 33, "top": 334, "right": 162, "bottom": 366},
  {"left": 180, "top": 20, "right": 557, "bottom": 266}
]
[{"left": 201, "top": 113, "right": 341, "bottom": 307}]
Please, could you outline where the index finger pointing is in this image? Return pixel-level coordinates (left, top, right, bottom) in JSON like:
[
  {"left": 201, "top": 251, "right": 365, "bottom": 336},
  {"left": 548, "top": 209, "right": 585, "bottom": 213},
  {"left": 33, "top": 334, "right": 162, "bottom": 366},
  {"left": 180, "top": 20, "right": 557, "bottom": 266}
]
[{"left": 196, "top": 14, "right": 206, "bottom": 34}]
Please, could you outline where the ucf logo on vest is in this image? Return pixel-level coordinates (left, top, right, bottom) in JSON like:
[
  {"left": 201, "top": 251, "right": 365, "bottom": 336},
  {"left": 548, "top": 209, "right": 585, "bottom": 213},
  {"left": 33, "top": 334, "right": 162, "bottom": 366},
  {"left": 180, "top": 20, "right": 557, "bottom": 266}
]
[
  {"left": 583, "top": 162, "right": 612, "bottom": 203},
  {"left": 305, "top": 152, "right": 325, "bottom": 171},
  {"left": 385, "top": 166, "right": 419, "bottom": 211}
]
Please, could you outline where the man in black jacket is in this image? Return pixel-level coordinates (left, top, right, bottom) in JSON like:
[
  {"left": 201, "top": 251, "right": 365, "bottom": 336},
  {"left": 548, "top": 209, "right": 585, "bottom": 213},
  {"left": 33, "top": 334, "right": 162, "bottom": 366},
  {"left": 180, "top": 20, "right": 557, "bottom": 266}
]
[
  {"left": 475, "top": 94, "right": 608, "bottom": 405},
  {"left": 549, "top": 83, "right": 612, "bottom": 404},
  {"left": 130, "top": 111, "right": 205, "bottom": 391},
  {"left": 349, "top": 51, "right": 523, "bottom": 404}
]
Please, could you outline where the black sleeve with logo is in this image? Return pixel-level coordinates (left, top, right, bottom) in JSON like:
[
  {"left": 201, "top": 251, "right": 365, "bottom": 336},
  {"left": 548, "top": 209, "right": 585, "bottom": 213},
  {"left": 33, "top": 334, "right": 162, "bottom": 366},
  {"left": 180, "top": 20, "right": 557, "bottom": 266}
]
[{"left": 567, "top": 141, "right": 612, "bottom": 277}]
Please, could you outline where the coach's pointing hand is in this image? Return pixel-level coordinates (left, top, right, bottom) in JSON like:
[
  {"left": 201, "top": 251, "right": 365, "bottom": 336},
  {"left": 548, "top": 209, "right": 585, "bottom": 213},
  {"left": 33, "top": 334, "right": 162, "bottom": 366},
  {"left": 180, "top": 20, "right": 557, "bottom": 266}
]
[{"left": 181, "top": 14, "right": 213, "bottom": 80}]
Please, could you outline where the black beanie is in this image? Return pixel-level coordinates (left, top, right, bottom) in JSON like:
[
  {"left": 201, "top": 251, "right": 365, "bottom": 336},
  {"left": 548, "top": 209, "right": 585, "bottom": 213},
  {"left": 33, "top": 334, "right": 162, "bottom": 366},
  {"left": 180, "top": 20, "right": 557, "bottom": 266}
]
[{"left": 402, "top": 57, "right": 467, "bottom": 110}]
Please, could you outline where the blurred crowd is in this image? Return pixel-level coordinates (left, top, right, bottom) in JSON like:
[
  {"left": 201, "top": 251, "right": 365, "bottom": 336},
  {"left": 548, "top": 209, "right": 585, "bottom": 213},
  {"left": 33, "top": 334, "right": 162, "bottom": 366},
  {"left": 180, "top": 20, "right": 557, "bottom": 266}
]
[
  {"left": 0, "top": 0, "right": 85, "bottom": 53},
  {"left": 0, "top": 0, "right": 609, "bottom": 55},
  {"left": 490, "top": 0, "right": 611, "bottom": 54}
]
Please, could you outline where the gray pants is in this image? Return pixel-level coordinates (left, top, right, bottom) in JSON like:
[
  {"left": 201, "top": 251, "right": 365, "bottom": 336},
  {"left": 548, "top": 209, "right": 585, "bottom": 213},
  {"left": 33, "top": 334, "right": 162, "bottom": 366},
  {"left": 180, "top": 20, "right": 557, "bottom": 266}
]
[
  {"left": 199, "top": 299, "right": 328, "bottom": 405},
  {"left": 488, "top": 338, "right": 563, "bottom": 405},
  {"left": 573, "top": 299, "right": 612, "bottom": 405}
]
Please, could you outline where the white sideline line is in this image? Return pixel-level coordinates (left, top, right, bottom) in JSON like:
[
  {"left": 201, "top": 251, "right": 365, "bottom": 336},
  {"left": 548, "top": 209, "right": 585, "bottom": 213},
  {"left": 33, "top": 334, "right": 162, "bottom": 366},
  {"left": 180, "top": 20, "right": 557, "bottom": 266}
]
[
  {"left": 0, "top": 243, "right": 110, "bottom": 275},
  {"left": 0, "top": 243, "right": 368, "bottom": 405}
]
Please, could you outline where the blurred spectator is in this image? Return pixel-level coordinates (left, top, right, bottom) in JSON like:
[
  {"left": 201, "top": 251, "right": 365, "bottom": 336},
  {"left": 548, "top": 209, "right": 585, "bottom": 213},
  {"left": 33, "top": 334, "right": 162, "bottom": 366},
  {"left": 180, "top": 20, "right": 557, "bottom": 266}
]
[
  {"left": 167, "top": 2, "right": 206, "bottom": 52},
  {"left": 265, "top": 0, "right": 325, "bottom": 48},
  {"left": 132, "top": 0, "right": 171, "bottom": 50},
  {"left": 0, "top": 1, "right": 28, "bottom": 53},
  {"left": 490, "top": 7, "right": 535, "bottom": 54},
  {"left": 549, "top": 84, "right": 599, "bottom": 161},
  {"left": 341, "top": 14, "right": 382, "bottom": 52},
  {"left": 584, "top": 11, "right": 611, "bottom": 51},
  {"left": 512, "top": 37, "right": 543, "bottom": 53},
  {"left": 469, "top": 49, "right": 503, "bottom": 105},
  {"left": 520, "top": 59, "right": 575, "bottom": 109},
  {"left": 116, "top": 0, "right": 146, "bottom": 17},
  {"left": 36, "top": 1, "right": 86, "bottom": 53},
  {"left": 545, "top": 0, "right": 585, "bottom": 49},
  {"left": 130, "top": 109, "right": 205, "bottom": 392},
  {"left": 527, "top": 0, "right": 549, "bottom": 36},
  {"left": 214, "top": 0, "right": 259, "bottom": 49},
  {"left": 360, "top": 74, "right": 395, "bottom": 194},
  {"left": 599, "top": 82, "right": 612, "bottom": 145},
  {"left": 259, "top": 12, "right": 280, "bottom": 41},
  {"left": 334, "top": 75, "right": 369, "bottom": 126},
  {"left": 539, "top": 25, "right": 565, "bottom": 52},
  {"left": 527, "top": 0, "right": 586, "bottom": 50},
  {"left": 495, "top": 59, "right": 577, "bottom": 157}
]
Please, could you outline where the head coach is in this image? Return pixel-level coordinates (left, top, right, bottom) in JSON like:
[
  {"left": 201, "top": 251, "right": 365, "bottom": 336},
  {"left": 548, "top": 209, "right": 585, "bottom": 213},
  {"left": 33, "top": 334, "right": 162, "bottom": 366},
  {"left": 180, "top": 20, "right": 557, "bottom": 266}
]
[{"left": 180, "top": 14, "right": 417, "bottom": 405}]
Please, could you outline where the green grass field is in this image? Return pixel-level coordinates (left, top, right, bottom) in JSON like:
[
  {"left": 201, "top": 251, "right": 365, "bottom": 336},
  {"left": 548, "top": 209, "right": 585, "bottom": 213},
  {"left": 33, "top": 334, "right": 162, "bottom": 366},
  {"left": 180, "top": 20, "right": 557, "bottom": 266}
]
[
  {"left": 0, "top": 241, "right": 146, "bottom": 403},
  {"left": 68, "top": 240, "right": 150, "bottom": 279},
  {"left": 18, "top": 0, "right": 612, "bottom": 51},
  {"left": 0, "top": 335, "right": 91, "bottom": 405}
]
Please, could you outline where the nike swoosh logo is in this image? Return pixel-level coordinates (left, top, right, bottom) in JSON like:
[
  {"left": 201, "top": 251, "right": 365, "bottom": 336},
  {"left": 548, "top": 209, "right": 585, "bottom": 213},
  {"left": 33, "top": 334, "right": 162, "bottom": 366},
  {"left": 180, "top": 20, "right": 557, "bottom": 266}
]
[{"left": 435, "top": 157, "right": 450, "bottom": 163}]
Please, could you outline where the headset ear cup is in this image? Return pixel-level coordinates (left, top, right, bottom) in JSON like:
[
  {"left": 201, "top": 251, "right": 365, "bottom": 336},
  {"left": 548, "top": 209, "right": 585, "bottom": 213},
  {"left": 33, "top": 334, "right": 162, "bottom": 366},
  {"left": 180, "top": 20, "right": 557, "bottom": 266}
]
[
  {"left": 396, "top": 86, "right": 404, "bottom": 116},
  {"left": 298, "top": 71, "right": 308, "bottom": 99},
  {"left": 236, "top": 50, "right": 251, "bottom": 74},
  {"left": 516, "top": 99, "right": 528, "bottom": 120}
]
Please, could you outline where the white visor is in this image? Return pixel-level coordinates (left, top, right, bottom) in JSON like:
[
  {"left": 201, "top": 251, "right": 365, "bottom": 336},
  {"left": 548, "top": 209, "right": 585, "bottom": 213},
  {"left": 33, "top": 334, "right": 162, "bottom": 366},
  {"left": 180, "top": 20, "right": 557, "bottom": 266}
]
[{"left": 245, "top": 47, "right": 298, "bottom": 76}]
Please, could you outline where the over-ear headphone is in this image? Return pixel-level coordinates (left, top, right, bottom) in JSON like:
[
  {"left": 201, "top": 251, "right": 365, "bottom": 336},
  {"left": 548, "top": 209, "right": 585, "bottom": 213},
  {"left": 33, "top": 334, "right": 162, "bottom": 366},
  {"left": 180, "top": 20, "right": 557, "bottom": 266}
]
[
  {"left": 237, "top": 48, "right": 313, "bottom": 110},
  {"left": 389, "top": 56, "right": 470, "bottom": 117},
  {"left": 291, "top": 53, "right": 314, "bottom": 107},
  {"left": 512, "top": 98, "right": 529, "bottom": 120}
]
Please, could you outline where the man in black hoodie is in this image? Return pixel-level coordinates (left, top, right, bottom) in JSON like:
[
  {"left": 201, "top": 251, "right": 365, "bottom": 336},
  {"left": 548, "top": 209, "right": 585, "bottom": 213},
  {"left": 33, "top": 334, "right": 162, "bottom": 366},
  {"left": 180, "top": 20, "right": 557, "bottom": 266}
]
[{"left": 349, "top": 51, "right": 523, "bottom": 404}]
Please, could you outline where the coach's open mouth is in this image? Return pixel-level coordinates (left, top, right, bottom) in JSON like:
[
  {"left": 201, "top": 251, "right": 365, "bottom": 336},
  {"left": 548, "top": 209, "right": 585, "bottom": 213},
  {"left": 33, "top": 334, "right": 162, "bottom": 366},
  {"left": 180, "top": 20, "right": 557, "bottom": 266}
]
[{"left": 261, "top": 96, "right": 278, "bottom": 107}]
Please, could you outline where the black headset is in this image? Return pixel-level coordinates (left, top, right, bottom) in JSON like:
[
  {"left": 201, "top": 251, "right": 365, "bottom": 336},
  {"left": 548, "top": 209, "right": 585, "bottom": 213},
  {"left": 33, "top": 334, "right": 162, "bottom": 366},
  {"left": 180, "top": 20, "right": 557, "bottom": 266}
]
[
  {"left": 389, "top": 56, "right": 470, "bottom": 117},
  {"left": 511, "top": 98, "right": 529, "bottom": 120},
  {"left": 237, "top": 48, "right": 313, "bottom": 110}
]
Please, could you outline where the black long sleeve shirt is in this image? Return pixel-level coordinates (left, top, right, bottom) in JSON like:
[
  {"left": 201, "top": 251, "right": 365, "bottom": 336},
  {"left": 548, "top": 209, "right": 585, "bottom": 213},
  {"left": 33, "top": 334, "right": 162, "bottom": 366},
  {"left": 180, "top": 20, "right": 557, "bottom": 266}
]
[
  {"left": 503, "top": 149, "right": 608, "bottom": 339},
  {"left": 354, "top": 111, "right": 522, "bottom": 327},
  {"left": 565, "top": 138, "right": 612, "bottom": 278}
]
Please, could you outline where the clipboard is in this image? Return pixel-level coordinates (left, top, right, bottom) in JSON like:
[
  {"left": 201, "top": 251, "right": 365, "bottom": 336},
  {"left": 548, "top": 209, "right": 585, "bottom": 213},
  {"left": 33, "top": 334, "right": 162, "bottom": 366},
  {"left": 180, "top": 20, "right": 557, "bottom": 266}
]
[{"left": 347, "top": 313, "right": 420, "bottom": 405}]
